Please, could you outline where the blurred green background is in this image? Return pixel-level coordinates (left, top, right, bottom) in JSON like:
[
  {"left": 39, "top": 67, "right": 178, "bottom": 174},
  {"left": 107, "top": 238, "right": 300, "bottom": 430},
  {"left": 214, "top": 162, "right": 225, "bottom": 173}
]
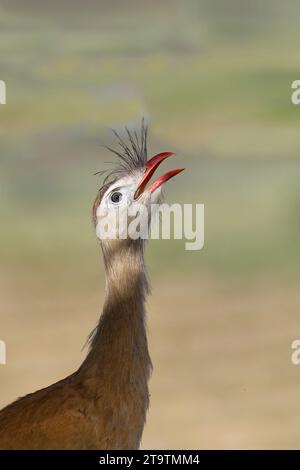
[{"left": 1, "top": 0, "right": 300, "bottom": 449}]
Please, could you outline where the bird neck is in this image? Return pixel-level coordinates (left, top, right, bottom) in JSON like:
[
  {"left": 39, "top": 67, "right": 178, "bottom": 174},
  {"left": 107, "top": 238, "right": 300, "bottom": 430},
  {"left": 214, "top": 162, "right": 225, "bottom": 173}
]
[{"left": 78, "top": 241, "right": 152, "bottom": 390}]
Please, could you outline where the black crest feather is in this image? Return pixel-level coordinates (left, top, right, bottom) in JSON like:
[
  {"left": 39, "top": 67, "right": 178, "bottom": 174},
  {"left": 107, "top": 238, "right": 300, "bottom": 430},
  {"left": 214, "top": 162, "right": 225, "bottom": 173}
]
[{"left": 95, "top": 119, "right": 148, "bottom": 188}]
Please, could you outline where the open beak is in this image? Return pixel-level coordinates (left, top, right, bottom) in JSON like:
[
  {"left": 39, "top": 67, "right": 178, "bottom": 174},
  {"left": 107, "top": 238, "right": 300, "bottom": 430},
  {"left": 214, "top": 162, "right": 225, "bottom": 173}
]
[{"left": 134, "top": 152, "right": 184, "bottom": 199}]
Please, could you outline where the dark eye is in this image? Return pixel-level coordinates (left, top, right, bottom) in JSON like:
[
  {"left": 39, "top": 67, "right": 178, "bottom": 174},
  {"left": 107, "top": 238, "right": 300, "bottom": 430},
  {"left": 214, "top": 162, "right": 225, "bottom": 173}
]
[{"left": 110, "top": 191, "right": 123, "bottom": 204}]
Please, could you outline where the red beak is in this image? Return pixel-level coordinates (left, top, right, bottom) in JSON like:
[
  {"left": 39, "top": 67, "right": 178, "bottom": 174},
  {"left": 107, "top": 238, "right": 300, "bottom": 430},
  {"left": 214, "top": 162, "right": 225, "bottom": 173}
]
[{"left": 134, "top": 152, "right": 184, "bottom": 199}]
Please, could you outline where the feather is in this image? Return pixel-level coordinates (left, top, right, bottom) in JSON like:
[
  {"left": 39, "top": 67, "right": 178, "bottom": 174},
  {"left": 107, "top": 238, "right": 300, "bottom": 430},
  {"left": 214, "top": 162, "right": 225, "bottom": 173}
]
[{"left": 95, "top": 118, "right": 148, "bottom": 188}]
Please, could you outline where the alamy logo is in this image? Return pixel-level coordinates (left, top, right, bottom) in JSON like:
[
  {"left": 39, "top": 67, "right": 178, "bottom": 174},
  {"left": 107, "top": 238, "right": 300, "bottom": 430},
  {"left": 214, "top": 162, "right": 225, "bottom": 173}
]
[
  {"left": 0, "top": 80, "right": 6, "bottom": 104},
  {"left": 96, "top": 202, "right": 204, "bottom": 251},
  {"left": 291, "top": 340, "right": 300, "bottom": 365},
  {"left": 0, "top": 340, "right": 6, "bottom": 365}
]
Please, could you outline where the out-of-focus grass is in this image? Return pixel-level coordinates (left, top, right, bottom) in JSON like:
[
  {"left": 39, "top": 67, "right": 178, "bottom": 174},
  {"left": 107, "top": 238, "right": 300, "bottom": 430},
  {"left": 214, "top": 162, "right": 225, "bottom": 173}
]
[
  {"left": 1, "top": 3, "right": 300, "bottom": 155},
  {"left": 2, "top": 40, "right": 300, "bottom": 157}
]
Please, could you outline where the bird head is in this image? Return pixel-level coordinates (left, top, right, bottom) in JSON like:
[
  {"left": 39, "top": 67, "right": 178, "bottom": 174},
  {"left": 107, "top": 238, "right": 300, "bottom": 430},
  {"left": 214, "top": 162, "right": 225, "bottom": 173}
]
[{"left": 93, "top": 123, "right": 184, "bottom": 253}]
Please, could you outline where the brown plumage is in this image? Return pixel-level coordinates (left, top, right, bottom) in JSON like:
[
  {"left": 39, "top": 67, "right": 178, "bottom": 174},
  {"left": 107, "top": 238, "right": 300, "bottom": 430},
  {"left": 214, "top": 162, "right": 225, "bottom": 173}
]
[{"left": 0, "top": 122, "right": 184, "bottom": 449}]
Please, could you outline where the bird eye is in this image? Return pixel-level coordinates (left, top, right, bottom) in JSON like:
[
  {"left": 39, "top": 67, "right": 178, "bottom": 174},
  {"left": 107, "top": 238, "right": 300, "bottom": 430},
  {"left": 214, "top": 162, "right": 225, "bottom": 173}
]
[{"left": 110, "top": 191, "right": 123, "bottom": 204}]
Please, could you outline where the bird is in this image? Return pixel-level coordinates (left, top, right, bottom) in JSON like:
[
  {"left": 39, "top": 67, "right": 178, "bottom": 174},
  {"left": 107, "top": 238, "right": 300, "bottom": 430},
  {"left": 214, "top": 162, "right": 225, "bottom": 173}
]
[{"left": 0, "top": 122, "right": 184, "bottom": 450}]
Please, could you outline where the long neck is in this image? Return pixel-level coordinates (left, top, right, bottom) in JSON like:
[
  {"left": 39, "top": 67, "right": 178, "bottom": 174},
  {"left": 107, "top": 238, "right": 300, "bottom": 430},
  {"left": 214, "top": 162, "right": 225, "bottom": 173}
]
[{"left": 79, "top": 241, "right": 152, "bottom": 390}]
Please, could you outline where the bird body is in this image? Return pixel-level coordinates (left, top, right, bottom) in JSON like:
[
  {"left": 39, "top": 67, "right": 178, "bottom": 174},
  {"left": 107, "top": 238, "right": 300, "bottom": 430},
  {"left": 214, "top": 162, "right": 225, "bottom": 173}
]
[
  {"left": 0, "top": 245, "right": 150, "bottom": 449},
  {"left": 0, "top": 123, "right": 183, "bottom": 449},
  {"left": 0, "top": 299, "right": 150, "bottom": 449}
]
